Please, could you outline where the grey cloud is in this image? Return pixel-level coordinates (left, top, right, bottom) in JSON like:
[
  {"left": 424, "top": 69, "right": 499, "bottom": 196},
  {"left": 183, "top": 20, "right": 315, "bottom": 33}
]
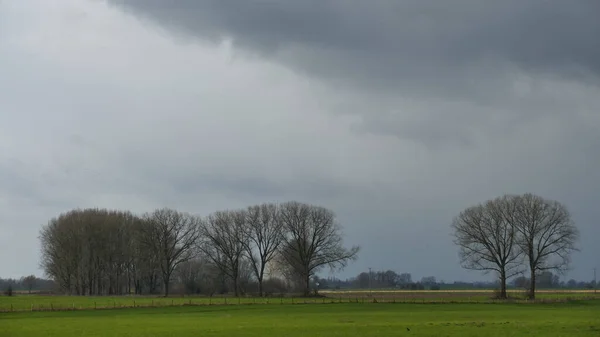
[
  {"left": 106, "top": 0, "right": 600, "bottom": 150},
  {"left": 107, "top": 0, "right": 600, "bottom": 92},
  {"left": 105, "top": 0, "right": 599, "bottom": 281}
]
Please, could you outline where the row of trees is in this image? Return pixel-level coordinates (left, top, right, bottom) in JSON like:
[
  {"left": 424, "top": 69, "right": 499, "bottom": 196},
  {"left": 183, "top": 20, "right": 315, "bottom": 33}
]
[
  {"left": 512, "top": 271, "right": 597, "bottom": 290},
  {"left": 0, "top": 276, "right": 55, "bottom": 295},
  {"left": 451, "top": 193, "right": 579, "bottom": 299},
  {"left": 39, "top": 201, "right": 360, "bottom": 297},
  {"left": 351, "top": 270, "right": 438, "bottom": 290}
]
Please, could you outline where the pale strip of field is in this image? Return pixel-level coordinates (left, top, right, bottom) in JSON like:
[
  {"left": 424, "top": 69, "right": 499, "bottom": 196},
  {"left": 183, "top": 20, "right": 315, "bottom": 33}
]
[{"left": 321, "top": 289, "right": 598, "bottom": 294}]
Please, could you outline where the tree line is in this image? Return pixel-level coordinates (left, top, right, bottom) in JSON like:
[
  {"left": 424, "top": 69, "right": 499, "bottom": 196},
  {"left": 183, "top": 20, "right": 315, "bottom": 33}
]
[
  {"left": 351, "top": 270, "right": 439, "bottom": 290},
  {"left": 0, "top": 275, "right": 55, "bottom": 296},
  {"left": 39, "top": 201, "right": 359, "bottom": 297},
  {"left": 451, "top": 193, "right": 579, "bottom": 299}
]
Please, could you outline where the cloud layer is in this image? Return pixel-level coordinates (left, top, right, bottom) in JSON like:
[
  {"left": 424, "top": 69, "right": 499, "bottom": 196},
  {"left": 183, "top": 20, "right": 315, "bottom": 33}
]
[{"left": 0, "top": 0, "right": 598, "bottom": 281}]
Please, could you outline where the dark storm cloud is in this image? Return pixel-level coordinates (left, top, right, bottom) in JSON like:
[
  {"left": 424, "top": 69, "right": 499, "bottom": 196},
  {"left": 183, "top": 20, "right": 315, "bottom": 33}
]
[{"left": 108, "top": 0, "right": 600, "bottom": 97}]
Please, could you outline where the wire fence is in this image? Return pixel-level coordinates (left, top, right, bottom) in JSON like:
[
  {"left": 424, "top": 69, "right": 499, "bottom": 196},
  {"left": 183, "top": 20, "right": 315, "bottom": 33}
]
[{"left": 1, "top": 295, "right": 598, "bottom": 313}]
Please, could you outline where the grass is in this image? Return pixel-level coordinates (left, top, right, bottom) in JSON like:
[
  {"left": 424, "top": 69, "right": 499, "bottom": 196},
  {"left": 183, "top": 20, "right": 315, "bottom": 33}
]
[
  {"left": 0, "top": 290, "right": 598, "bottom": 312},
  {"left": 1, "top": 301, "right": 599, "bottom": 336}
]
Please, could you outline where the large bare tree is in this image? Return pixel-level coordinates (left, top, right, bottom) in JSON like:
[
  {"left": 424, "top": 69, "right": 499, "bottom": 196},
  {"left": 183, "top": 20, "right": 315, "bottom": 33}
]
[
  {"left": 243, "top": 203, "right": 285, "bottom": 296},
  {"left": 279, "top": 201, "right": 359, "bottom": 296},
  {"left": 140, "top": 208, "right": 201, "bottom": 297},
  {"left": 199, "top": 210, "right": 248, "bottom": 297},
  {"left": 451, "top": 196, "right": 523, "bottom": 298},
  {"left": 510, "top": 193, "right": 579, "bottom": 299}
]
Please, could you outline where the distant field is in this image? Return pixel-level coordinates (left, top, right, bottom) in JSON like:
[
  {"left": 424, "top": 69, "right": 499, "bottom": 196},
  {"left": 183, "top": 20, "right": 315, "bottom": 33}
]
[
  {"left": 0, "top": 289, "right": 598, "bottom": 312},
  {"left": 321, "top": 289, "right": 599, "bottom": 302},
  {"left": 1, "top": 301, "right": 599, "bottom": 336}
]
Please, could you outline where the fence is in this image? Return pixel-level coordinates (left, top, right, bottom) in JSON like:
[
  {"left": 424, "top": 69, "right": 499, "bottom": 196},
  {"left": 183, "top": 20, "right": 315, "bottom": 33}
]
[{"left": 1, "top": 295, "right": 598, "bottom": 313}]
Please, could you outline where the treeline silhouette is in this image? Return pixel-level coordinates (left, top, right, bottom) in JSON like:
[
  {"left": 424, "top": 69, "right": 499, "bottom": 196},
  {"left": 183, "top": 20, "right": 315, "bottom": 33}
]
[{"left": 39, "top": 201, "right": 359, "bottom": 297}]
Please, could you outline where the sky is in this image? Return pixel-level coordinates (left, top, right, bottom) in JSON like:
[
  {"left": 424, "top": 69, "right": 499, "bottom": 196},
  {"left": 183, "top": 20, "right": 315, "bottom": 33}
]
[{"left": 1, "top": 0, "right": 599, "bottom": 283}]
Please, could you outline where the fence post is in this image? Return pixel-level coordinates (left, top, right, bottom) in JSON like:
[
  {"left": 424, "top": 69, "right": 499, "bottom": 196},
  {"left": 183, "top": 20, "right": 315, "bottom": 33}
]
[
  {"left": 10, "top": 304, "right": 13, "bottom": 312},
  {"left": 73, "top": 303, "right": 75, "bottom": 310},
  {"left": 238, "top": 297, "right": 241, "bottom": 305},
  {"left": 31, "top": 304, "right": 33, "bottom": 312},
  {"left": 51, "top": 303, "right": 53, "bottom": 311},
  {"left": 224, "top": 297, "right": 227, "bottom": 305},
  {"left": 172, "top": 299, "right": 174, "bottom": 306},
  {"left": 133, "top": 300, "right": 135, "bottom": 308},
  {"left": 94, "top": 302, "right": 97, "bottom": 309}
]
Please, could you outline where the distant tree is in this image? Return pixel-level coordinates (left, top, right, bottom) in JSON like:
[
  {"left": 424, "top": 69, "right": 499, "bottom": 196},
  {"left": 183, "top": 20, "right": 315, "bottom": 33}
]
[
  {"left": 243, "top": 203, "right": 285, "bottom": 296},
  {"left": 510, "top": 194, "right": 579, "bottom": 299},
  {"left": 398, "top": 273, "right": 412, "bottom": 285},
  {"left": 279, "top": 201, "right": 360, "bottom": 296},
  {"left": 174, "top": 259, "right": 206, "bottom": 295},
  {"left": 21, "top": 275, "right": 37, "bottom": 294},
  {"left": 512, "top": 275, "right": 530, "bottom": 289},
  {"left": 355, "top": 272, "right": 370, "bottom": 289},
  {"left": 566, "top": 279, "right": 577, "bottom": 288},
  {"left": 140, "top": 208, "right": 201, "bottom": 297},
  {"left": 536, "top": 271, "right": 560, "bottom": 289},
  {"left": 200, "top": 210, "right": 248, "bottom": 297},
  {"left": 4, "top": 284, "right": 13, "bottom": 296},
  {"left": 420, "top": 276, "right": 437, "bottom": 286},
  {"left": 451, "top": 196, "right": 523, "bottom": 299}
]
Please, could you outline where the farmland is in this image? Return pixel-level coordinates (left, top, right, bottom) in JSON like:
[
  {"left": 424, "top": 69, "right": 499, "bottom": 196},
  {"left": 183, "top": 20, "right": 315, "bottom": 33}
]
[
  {"left": 1, "top": 299, "right": 599, "bottom": 337},
  {"left": 0, "top": 289, "right": 598, "bottom": 312}
]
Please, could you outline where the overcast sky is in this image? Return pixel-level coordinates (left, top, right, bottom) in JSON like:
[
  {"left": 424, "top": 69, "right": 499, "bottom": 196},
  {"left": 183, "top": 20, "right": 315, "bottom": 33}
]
[{"left": 1, "top": 0, "right": 599, "bottom": 283}]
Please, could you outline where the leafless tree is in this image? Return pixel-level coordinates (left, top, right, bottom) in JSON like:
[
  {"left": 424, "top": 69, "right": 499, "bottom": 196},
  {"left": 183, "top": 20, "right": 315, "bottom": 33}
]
[
  {"left": 279, "top": 201, "right": 359, "bottom": 296},
  {"left": 243, "top": 203, "right": 285, "bottom": 296},
  {"left": 510, "top": 193, "right": 579, "bottom": 299},
  {"left": 451, "top": 196, "right": 523, "bottom": 299},
  {"left": 139, "top": 208, "right": 201, "bottom": 297},
  {"left": 21, "top": 275, "right": 37, "bottom": 294},
  {"left": 199, "top": 210, "right": 248, "bottom": 297}
]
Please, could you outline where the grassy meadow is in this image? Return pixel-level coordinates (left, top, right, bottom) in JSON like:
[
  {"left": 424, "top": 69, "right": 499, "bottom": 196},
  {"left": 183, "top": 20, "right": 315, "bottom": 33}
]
[
  {"left": 1, "top": 290, "right": 599, "bottom": 336},
  {"left": 0, "top": 289, "right": 598, "bottom": 312},
  {"left": 1, "top": 300, "right": 599, "bottom": 337}
]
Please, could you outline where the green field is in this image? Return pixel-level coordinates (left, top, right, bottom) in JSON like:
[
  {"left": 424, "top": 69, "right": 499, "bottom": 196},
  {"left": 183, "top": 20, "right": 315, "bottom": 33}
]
[
  {"left": 1, "top": 301, "right": 599, "bottom": 337},
  {"left": 1, "top": 290, "right": 598, "bottom": 312}
]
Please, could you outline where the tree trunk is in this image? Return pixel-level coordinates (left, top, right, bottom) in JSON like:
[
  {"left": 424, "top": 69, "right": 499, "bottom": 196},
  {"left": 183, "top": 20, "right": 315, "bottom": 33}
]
[
  {"left": 164, "top": 273, "right": 170, "bottom": 297},
  {"left": 529, "top": 268, "right": 536, "bottom": 300},
  {"left": 233, "top": 275, "right": 239, "bottom": 297},
  {"left": 258, "top": 265, "right": 265, "bottom": 297},
  {"left": 304, "top": 274, "right": 310, "bottom": 297},
  {"left": 498, "top": 269, "right": 507, "bottom": 299}
]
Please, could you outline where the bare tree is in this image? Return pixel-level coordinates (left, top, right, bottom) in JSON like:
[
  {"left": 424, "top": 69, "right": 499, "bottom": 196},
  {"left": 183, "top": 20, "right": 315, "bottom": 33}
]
[
  {"left": 21, "top": 275, "right": 37, "bottom": 294},
  {"left": 200, "top": 210, "right": 248, "bottom": 297},
  {"left": 451, "top": 196, "right": 523, "bottom": 299},
  {"left": 243, "top": 203, "right": 285, "bottom": 296},
  {"left": 510, "top": 193, "right": 579, "bottom": 299},
  {"left": 279, "top": 201, "right": 359, "bottom": 296},
  {"left": 140, "top": 208, "right": 201, "bottom": 297}
]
